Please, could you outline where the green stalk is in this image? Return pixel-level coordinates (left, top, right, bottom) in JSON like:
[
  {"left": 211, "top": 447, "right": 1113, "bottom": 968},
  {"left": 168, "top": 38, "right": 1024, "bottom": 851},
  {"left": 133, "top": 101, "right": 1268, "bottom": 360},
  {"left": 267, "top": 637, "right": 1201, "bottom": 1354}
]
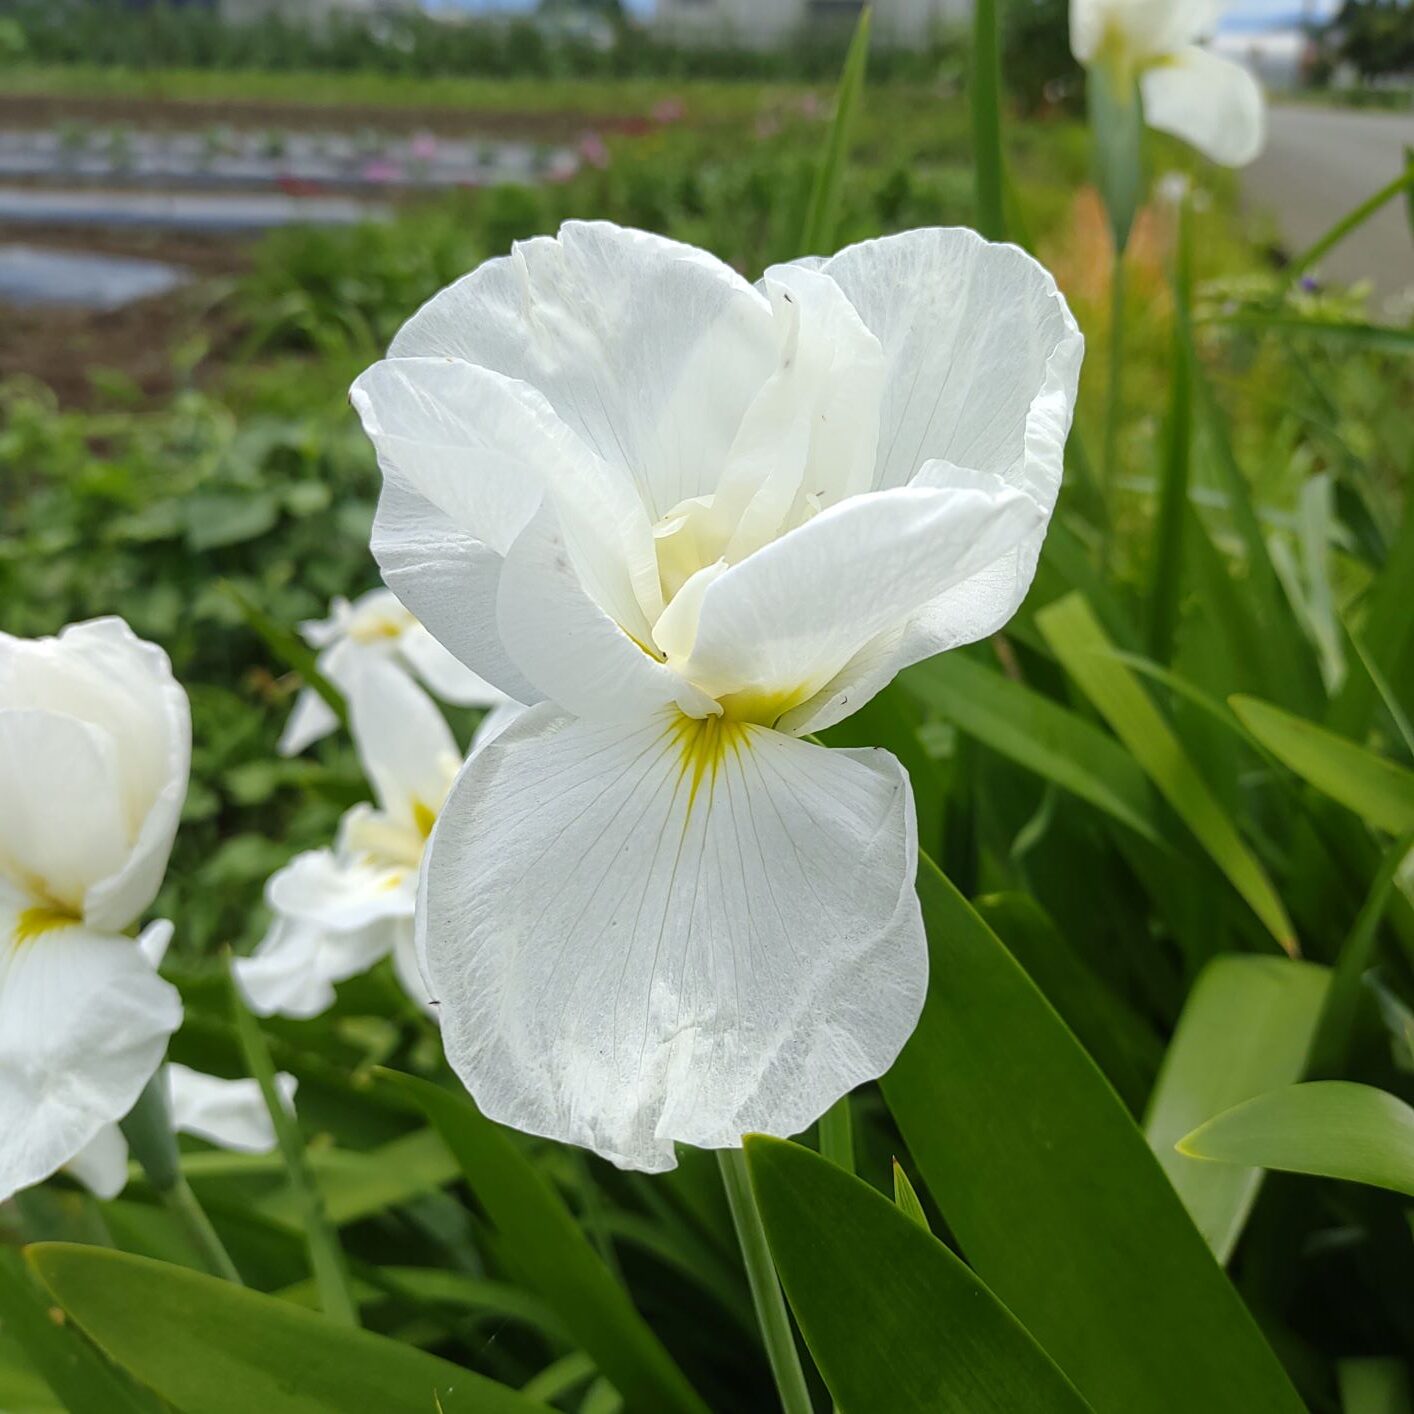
[
  {"left": 119, "top": 1071, "right": 243, "bottom": 1285},
  {"left": 1103, "top": 250, "right": 1127, "bottom": 514},
  {"left": 798, "top": 7, "right": 872, "bottom": 255},
  {"left": 970, "top": 0, "right": 1005, "bottom": 241},
  {"left": 817, "top": 1096, "right": 854, "bottom": 1173},
  {"left": 1147, "top": 196, "right": 1193, "bottom": 664},
  {"left": 718, "top": 1149, "right": 814, "bottom": 1414},
  {"left": 227, "top": 957, "right": 359, "bottom": 1326}
]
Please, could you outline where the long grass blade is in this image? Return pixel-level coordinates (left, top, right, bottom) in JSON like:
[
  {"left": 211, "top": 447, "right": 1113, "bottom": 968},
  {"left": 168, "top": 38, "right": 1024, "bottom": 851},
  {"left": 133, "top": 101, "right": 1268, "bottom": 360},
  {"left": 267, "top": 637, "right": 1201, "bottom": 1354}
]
[{"left": 798, "top": 7, "right": 871, "bottom": 255}]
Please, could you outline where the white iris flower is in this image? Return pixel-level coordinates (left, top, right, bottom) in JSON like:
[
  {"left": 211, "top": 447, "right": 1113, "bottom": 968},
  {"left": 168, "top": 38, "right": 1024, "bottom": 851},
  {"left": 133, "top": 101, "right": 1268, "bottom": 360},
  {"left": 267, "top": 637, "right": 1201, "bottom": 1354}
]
[
  {"left": 239, "top": 657, "right": 482, "bottom": 1019},
  {"left": 0, "top": 618, "right": 189, "bottom": 1202},
  {"left": 278, "top": 587, "right": 516, "bottom": 757},
  {"left": 1071, "top": 0, "right": 1266, "bottom": 168},
  {"left": 350, "top": 221, "right": 1083, "bottom": 1171}
]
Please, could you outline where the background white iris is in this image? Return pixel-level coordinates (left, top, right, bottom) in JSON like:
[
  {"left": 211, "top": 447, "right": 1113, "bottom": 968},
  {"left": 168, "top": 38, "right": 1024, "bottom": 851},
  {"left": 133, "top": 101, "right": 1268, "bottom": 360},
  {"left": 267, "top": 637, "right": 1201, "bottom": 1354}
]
[
  {"left": 352, "top": 220, "right": 1083, "bottom": 1171},
  {"left": 1071, "top": 0, "right": 1267, "bottom": 168},
  {"left": 0, "top": 618, "right": 189, "bottom": 1202}
]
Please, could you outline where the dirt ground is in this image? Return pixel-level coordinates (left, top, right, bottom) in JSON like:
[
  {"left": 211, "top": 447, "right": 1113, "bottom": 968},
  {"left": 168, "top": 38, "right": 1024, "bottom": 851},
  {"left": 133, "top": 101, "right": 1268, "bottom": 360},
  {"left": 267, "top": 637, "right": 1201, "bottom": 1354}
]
[{"left": 0, "top": 224, "right": 249, "bottom": 405}]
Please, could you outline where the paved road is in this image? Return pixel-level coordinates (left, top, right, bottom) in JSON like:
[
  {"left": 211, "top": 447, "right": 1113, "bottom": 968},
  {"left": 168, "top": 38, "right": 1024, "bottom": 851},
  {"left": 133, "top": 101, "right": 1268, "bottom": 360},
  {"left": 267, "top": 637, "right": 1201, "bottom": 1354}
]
[{"left": 1243, "top": 104, "right": 1414, "bottom": 300}]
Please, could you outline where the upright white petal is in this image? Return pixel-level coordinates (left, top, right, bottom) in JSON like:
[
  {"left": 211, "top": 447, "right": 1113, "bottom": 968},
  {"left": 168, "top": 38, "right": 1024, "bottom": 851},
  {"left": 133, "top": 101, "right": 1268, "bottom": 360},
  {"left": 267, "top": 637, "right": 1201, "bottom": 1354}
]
[
  {"left": 1071, "top": 0, "right": 1224, "bottom": 65},
  {"left": 496, "top": 502, "right": 714, "bottom": 723},
  {"left": 277, "top": 686, "right": 340, "bottom": 757},
  {"left": 420, "top": 706, "right": 925, "bottom": 1172},
  {"left": 0, "top": 891, "right": 181, "bottom": 1202},
  {"left": 346, "top": 659, "right": 459, "bottom": 830},
  {"left": 386, "top": 221, "right": 780, "bottom": 520},
  {"left": 167, "top": 1063, "right": 295, "bottom": 1153},
  {"left": 807, "top": 229, "right": 1083, "bottom": 503},
  {"left": 1141, "top": 47, "right": 1266, "bottom": 168},
  {"left": 0, "top": 618, "right": 190, "bottom": 933},
  {"left": 136, "top": 918, "right": 175, "bottom": 968}
]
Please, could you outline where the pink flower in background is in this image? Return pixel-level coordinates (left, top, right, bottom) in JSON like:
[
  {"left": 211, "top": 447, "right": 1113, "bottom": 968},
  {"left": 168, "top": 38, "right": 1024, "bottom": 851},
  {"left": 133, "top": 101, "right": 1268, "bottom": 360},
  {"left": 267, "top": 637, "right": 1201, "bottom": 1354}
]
[
  {"left": 652, "top": 98, "right": 685, "bottom": 124},
  {"left": 798, "top": 93, "right": 824, "bottom": 120},
  {"left": 577, "top": 132, "right": 610, "bottom": 170},
  {"left": 408, "top": 131, "right": 439, "bottom": 162}
]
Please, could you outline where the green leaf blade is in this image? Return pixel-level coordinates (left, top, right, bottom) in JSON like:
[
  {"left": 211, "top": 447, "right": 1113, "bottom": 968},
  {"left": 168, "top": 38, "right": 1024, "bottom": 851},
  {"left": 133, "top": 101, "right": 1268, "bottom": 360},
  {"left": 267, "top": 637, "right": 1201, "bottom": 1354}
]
[
  {"left": 1036, "top": 592, "right": 1297, "bottom": 952},
  {"left": 1179, "top": 1082, "right": 1414, "bottom": 1200},
  {"left": 1144, "top": 955, "right": 1330, "bottom": 1263},
  {"left": 882, "top": 858, "right": 1307, "bottom": 1414},
  {"left": 1231, "top": 695, "right": 1414, "bottom": 835},
  {"left": 380, "top": 1070, "right": 710, "bottom": 1414},
  {"left": 26, "top": 1244, "right": 540, "bottom": 1414},
  {"left": 745, "top": 1136, "right": 1092, "bottom": 1414}
]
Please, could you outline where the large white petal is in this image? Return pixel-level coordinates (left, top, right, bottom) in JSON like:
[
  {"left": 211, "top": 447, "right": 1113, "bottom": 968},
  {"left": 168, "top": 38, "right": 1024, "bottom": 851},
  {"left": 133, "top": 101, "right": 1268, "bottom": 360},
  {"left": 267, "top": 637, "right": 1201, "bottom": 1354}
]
[
  {"left": 420, "top": 705, "right": 925, "bottom": 1173},
  {"left": 808, "top": 229, "right": 1083, "bottom": 505},
  {"left": 680, "top": 483, "right": 1043, "bottom": 722},
  {"left": 0, "top": 619, "right": 189, "bottom": 932},
  {"left": 0, "top": 893, "right": 181, "bottom": 1202},
  {"left": 386, "top": 221, "right": 779, "bottom": 520},
  {"left": 1141, "top": 46, "right": 1266, "bottom": 168},
  {"left": 167, "top": 1063, "right": 295, "bottom": 1153},
  {"left": 346, "top": 659, "right": 458, "bottom": 829}
]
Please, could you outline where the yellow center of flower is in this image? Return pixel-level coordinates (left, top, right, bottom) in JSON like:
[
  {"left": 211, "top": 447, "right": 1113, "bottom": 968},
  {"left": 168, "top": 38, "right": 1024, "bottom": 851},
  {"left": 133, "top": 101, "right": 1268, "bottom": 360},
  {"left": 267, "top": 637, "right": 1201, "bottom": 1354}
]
[
  {"left": 13, "top": 904, "right": 81, "bottom": 947},
  {"left": 668, "top": 712, "right": 749, "bottom": 814}
]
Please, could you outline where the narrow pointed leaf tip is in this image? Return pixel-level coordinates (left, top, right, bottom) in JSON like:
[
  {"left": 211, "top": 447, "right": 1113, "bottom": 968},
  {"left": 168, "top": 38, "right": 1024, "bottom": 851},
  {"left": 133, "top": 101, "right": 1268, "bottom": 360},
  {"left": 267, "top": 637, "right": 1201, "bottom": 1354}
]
[
  {"left": 743, "top": 1135, "right": 1091, "bottom": 1413},
  {"left": 1178, "top": 1082, "right": 1414, "bottom": 1200}
]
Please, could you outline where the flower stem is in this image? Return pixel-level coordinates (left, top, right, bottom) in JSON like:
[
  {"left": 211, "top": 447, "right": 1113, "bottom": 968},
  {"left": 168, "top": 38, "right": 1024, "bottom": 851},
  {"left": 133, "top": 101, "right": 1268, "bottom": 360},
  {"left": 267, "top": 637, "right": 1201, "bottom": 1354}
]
[
  {"left": 817, "top": 1096, "right": 854, "bottom": 1174},
  {"left": 1103, "top": 249, "right": 1127, "bottom": 519},
  {"left": 226, "top": 956, "right": 359, "bottom": 1326},
  {"left": 717, "top": 1149, "right": 814, "bottom": 1414},
  {"left": 120, "top": 1071, "right": 243, "bottom": 1284}
]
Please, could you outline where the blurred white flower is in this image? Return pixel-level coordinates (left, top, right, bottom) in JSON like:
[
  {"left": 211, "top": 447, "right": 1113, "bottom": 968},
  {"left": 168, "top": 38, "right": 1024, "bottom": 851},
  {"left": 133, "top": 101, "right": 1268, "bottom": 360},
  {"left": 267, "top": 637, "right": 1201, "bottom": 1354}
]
[
  {"left": 0, "top": 618, "right": 189, "bottom": 1202},
  {"left": 351, "top": 221, "right": 1082, "bottom": 1171},
  {"left": 67, "top": 1063, "right": 299, "bottom": 1200},
  {"left": 279, "top": 587, "right": 513, "bottom": 756},
  {"left": 239, "top": 657, "right": 483, "bottom": 1018},
  {"left": 1071, "top": 0, "right": 1265, "bottom": 167}
]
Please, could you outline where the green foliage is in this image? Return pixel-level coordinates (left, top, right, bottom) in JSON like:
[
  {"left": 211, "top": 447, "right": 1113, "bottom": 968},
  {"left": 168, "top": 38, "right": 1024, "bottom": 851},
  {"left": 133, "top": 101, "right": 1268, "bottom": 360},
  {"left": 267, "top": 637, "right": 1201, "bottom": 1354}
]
[
  {"left": 744, "top": 1136, "right": 1091, "bottom": 1413},
  {"left": 26, "top": 1244, "right": 543, "bottom": 1414}
]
